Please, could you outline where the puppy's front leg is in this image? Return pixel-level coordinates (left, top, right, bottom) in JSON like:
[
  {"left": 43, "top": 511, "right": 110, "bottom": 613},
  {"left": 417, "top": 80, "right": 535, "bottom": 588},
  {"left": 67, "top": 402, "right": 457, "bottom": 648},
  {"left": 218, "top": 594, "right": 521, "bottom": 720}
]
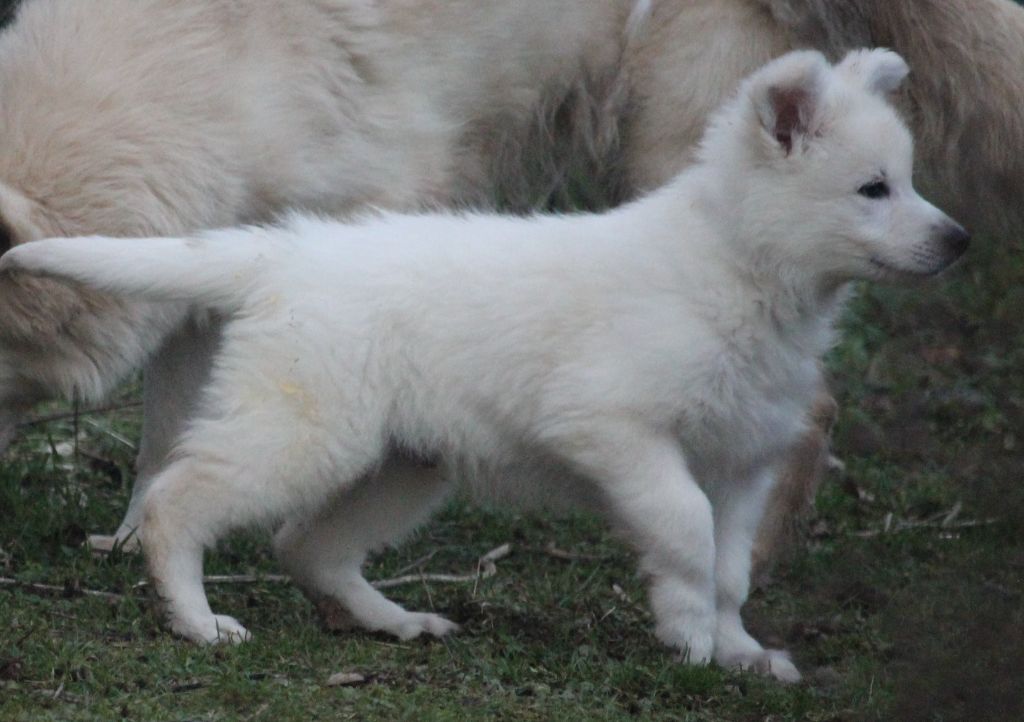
[
  {"left": 711, "top": 470, "right": 801, "bottom": 682},
  {"left": 560, "top": 426, "right": 716, "bottom": 664},
  {"left": 274, "top": 458, "right": 458, "bottom": 640}
]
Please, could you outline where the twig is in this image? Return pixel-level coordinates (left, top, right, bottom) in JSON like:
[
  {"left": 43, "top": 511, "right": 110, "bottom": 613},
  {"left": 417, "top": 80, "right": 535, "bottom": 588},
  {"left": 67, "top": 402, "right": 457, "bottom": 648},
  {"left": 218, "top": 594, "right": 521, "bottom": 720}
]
[
  {"left": 16, "top": 402, "right": 142, "bottom": 429},
  {"left": 420, "top": 569, "right": 438, "bottom": 612},
  {"left": 130, "top": 574, "right": 291, "bottom": 591},
  {"left": 942, "top": 501, "right": 963, "bottom": 527},
  {"left": 372, "top": 571, "right": 480, "bottom": 590},
  {"left": 0, "top": 576, "right": 123, "bottom": 601},
  {"left": 83, "top": 418, "right": 137, "bottom": 451},
  {"left": 851, "top": 516, "right": 998, "bottom": 538},
  {"left": 2, "top": 543, "right": 514, "bottom": 602},
  {"left": 533, "top": 541, "right": 607, "bottom": 562},
  {"left": 378, "top": 543, "right": 512, "bottom": 591},
  {"left": 480, "top": 542, "right": 513, "bottom": 566},
  {"left": 391, "top": 550, "right": 438, "bottom": 577},
  {"left": 135, "top": 546, "right": 509, "bottom": 591},
  {"left": 850, "top": 502, "right": 995, "bottom": 538}
]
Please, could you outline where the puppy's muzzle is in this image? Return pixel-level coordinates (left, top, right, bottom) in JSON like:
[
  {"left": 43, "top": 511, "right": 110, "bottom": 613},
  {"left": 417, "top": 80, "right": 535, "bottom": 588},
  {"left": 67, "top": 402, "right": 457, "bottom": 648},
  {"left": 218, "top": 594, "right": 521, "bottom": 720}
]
[
  {"left": 937, "top": 219, "right": 970, "bottom": 261},
  {"left": 922, "top": 218, "right": 969, "bottom": 273}
]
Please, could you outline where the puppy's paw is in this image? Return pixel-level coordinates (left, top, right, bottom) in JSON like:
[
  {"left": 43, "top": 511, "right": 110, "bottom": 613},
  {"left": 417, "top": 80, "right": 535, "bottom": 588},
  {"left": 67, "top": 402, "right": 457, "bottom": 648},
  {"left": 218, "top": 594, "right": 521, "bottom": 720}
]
[
  {"left": 717, "top": 648, "right": 801, "bottom": 683},
  {"left": 673, "top": 636, "right": 715, "bottom": 666},
  {"left": 390, "top": 612, "right": 460, "bottom": 641},
  {"left": 210, "top": 614, "right": 252, "bottom": 645},
  {"left": 171, "top": 613, "right": 252, "bottom": 645},
  {"left": 657, "top": 619, "right": 715, "bottom": 666}
]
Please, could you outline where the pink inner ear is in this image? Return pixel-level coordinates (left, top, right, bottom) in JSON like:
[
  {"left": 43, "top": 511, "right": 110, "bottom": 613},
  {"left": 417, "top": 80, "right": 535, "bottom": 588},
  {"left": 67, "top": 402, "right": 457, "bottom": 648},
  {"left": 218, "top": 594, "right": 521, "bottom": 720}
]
[{"left": 770, "top": 87, "right": 808, "bottom": 155}]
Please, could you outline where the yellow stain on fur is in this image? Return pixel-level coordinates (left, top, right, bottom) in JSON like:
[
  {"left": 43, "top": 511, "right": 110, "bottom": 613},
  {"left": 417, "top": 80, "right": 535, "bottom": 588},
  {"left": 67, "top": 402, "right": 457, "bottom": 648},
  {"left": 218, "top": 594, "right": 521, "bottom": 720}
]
[{"left": 278, "top": 380, "right": 320, "bottom": 422}]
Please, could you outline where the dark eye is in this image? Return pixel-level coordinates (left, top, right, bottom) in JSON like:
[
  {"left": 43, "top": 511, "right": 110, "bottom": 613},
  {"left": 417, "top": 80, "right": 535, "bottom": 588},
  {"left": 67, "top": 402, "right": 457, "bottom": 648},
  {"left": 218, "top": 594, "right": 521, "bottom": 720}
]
[{"left": 858, "top": 180, "right": 890, "bottom": 199}]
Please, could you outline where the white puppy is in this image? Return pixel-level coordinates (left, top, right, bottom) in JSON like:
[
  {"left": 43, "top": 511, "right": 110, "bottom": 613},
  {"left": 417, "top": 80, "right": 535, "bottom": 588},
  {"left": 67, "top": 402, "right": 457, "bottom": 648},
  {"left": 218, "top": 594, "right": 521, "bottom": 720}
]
[{"left": 0, "top": 49, "right": 967, "bottom": 682}]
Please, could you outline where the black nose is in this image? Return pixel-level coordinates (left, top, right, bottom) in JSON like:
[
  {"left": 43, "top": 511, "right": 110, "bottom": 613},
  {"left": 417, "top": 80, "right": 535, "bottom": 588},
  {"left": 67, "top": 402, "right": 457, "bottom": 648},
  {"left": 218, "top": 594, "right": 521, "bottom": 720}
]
[{"left": 942, "top": 222, "right": 970, "bottom": 258}]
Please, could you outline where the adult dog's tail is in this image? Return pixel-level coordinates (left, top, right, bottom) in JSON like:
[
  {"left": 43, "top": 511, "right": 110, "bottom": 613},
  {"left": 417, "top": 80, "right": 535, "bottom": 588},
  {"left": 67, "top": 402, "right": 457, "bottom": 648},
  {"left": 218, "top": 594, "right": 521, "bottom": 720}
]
[{"left": 0, "top": 230, "right": 277, "bottom": 313}]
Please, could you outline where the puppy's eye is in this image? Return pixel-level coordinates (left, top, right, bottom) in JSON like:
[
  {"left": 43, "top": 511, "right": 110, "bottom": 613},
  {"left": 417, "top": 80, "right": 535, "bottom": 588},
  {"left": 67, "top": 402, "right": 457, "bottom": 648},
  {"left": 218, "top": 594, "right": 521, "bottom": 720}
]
[{"left": 857, "top": 180, "right": 890, "bottom": 199}]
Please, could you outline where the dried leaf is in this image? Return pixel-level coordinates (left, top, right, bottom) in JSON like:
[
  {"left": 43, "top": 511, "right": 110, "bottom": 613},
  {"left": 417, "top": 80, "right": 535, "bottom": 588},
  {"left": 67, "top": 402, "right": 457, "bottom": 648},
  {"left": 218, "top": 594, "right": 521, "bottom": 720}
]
[{"left": 326, "top": 671, "right": 366, "bottom": 687}]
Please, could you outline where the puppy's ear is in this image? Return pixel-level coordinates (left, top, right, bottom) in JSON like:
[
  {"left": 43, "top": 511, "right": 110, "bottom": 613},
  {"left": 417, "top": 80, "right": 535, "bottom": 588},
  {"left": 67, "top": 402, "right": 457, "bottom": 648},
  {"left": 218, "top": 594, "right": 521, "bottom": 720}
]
[
  {"left": 836, "top": 48, "right": 909, "bottom": 96},
  {"left": 751, "top": 50, "right": 829, "bottom": 155}
]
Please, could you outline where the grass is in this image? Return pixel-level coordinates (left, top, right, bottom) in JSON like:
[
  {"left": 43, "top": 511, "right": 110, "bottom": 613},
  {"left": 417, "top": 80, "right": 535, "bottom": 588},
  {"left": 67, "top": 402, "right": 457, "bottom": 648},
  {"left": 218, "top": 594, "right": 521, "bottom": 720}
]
[{"left": 2, "top": 219, "right": 1023, "bottom": 720}]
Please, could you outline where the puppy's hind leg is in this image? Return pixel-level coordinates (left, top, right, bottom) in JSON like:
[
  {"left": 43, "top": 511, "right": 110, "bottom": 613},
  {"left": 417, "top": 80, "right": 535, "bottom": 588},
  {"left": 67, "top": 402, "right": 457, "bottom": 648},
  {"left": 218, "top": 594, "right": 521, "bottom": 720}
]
[
  {"left": 274, "top": 457, "right": 457, "bottom": 641},
  {"left": 142, "top": 419, "right": 379, "bottom": 644},
  {"left": 711, "top": 471, "right": 801, "bottom": 683},
  {"left": 140, "top": 457, "right": 253, "bottom": 645},
  {"left": 557, "top": 425, "right": 717, "bottom": 664}
]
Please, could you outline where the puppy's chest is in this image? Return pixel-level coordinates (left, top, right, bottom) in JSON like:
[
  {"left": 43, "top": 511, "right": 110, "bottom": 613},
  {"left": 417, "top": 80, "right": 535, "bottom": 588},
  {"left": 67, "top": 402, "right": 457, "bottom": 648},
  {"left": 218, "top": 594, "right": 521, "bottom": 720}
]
[{"left": 676, "top": 343, "right": 820, "bottom": 479}]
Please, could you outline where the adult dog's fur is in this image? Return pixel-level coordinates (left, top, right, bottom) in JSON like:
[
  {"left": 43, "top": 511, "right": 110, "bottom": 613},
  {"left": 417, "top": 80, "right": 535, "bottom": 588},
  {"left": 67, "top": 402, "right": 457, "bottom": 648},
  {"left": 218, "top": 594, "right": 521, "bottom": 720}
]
[
  {"left": 2, "top": 49, "right": 969, "bottom": 681},
  {"left": 0, "top": 0, "right": 1021, "bottom": 564},
  {"left": 0, "top": 0, "right": 641, "bottom": 546}
]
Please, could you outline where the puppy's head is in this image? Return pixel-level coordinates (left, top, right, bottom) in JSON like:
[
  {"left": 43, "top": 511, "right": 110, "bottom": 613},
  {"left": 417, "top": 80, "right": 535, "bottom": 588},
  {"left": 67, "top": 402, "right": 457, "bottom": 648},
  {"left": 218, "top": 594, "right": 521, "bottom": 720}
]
[{"left": 703, "top": 48, "right": 968, "bottom": 285}]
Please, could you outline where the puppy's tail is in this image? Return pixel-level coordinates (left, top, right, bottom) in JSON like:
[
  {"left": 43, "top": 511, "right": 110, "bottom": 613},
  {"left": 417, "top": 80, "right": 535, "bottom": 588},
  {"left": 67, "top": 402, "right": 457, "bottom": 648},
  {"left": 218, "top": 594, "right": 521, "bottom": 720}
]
[{"left": 0, "top": 230, "right": 279, "bottom": 313}]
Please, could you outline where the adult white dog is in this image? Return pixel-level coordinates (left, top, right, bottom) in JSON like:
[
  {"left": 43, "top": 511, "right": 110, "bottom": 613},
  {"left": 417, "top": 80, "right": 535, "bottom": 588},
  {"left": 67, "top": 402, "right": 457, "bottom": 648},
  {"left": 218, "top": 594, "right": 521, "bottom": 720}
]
[
  {"left": 0, "top": 0, "right": 651, "bottom": 552},
  {"left": 2, "top": 49, "right": 968, "bottom": 682}
]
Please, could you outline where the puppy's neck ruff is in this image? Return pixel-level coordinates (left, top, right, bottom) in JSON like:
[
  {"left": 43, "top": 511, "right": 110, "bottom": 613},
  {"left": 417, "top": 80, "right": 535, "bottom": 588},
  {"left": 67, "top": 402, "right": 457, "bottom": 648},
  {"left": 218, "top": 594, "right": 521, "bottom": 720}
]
[{"left": 629, "top": 169, "right": 847, "bottom": 359}]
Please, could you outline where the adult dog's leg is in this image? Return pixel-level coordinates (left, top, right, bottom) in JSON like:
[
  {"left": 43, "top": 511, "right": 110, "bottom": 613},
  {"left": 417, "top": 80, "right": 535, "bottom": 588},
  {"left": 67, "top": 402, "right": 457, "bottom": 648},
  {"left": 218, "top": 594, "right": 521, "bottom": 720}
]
[
  {"left": 558, "top": 425, "right": 717, "bottom": 663},
  {"left": 274, "top": 458, "right": 457, "bottom": 641},
  {"left": 751, "top": 394, "right": 837, "bottom": 580},
  {"left": 711, "top": 471, "right": 801, "bottom": 682},
  {"left": 89, "top": 317, "right": 223, "bottom": 552}
]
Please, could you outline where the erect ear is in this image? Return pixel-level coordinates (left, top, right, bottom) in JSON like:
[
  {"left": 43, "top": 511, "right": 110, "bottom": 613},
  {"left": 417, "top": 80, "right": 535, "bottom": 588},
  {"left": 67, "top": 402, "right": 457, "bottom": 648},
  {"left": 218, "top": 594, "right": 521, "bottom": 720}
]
[
  {"left": 836, "top": 48, "right": 909, "bottom": 96},
  {"left": 751, "top": 50, "right": 829, "bottom": 155}
]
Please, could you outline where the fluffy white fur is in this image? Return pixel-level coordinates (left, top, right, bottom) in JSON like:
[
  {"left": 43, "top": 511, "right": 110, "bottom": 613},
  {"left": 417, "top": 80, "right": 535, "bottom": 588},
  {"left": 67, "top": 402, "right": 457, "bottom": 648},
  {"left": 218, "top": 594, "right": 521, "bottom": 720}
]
[{"left": 2, "top": 50, "right": 968, "bottom": 681}]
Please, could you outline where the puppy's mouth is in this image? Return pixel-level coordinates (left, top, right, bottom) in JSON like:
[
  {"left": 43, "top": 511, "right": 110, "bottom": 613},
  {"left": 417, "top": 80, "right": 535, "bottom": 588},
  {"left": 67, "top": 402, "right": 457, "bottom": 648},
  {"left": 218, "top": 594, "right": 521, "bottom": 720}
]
[
  {"left": 868, "top": 256, "right": 933, "bottom": 279},
  {"left": 868, "top": 226, "right": 970, "bottom": 280},
  {"left": 867, "top": 254, "right": 957, "bottom": 280}
]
